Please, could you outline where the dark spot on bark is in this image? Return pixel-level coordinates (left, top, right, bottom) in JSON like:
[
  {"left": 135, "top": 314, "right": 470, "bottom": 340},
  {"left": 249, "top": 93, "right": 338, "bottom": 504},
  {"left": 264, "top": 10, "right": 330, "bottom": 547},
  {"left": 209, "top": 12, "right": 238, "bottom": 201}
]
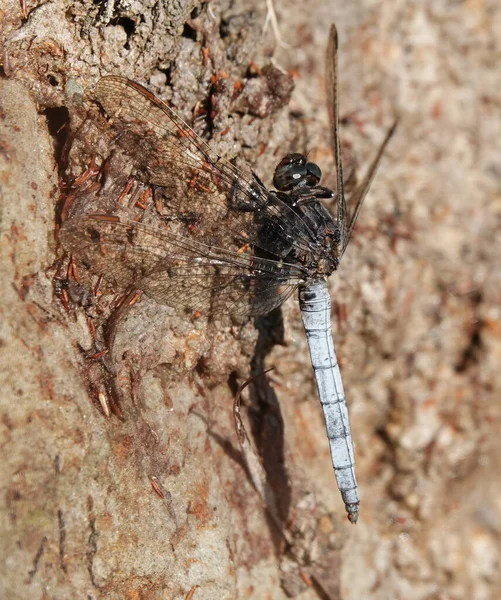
[
  {"left": 47, "top": 73, "right": 60, "bottom": 87},
  {"left": 44, "top": 106, "right": 70, "bottom": 167},
  {"left": 58, "top": 509, "right": 67, "bottom": 572},
  {"left": 88, "top": 227, "right": 100, "bottom": 244},
  {"left": 190, "top": 5, "right": 201, "bottom": 19},
  {"left": 227, "top": 370, "right": 239, "bottom": 396},
  {"left": 455, "top": 290, "right": 483, "bottom": 373},
  {"left": 195, "top": 356, "right": 208, "bottom": 376},
  {"left": 27, "top": 536, "right": 47, "bottom": 583},
  {"left": 111, "top": 17, "right": 136, "bottom": 50},
  {"left": 182, "top": 22, "right": 197, "bottom": 41},
  {"left": 219, "top": 18, "right": 230, "bottom": 40}
]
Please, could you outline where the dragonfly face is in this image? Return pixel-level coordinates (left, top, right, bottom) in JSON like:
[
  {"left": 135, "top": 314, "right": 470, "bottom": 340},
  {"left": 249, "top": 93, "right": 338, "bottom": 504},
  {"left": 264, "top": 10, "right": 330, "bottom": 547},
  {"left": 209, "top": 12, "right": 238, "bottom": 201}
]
[{"left": 273, "top": 153, "right": 323, "bottom": 191}]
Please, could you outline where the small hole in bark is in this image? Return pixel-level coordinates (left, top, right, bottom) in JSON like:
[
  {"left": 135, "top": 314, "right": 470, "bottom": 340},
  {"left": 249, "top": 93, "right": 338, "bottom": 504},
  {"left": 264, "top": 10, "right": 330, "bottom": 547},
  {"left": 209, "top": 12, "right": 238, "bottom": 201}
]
[
  {"left": 155, "top": 66, "right": 172, "bottom": 86},
  {"left": 111, "top": 16, "right": 136, "bottom": 49},
  {"left": 44, "top": 106, "right": 70, "bottom": 166},
  {"left": 47, "top": 73, "right": 60, "bottom": 87},
  {"left": 219, "top": 19, "right": 229, "bottom": 39},
  {"left": 190, "top": 5, "right": 201, "bottom": 19},
  {"left": 455, "top": 327, "right": 482, "bottom": 372},
  {"left": 113, "top": 16, "right": 135, "bottom": 36},
  {"left": 182, "top": 22, "right": 197, "bottom": 41},
  {"left": 195, "top": 357, "right": 208, "bottom": 376}
]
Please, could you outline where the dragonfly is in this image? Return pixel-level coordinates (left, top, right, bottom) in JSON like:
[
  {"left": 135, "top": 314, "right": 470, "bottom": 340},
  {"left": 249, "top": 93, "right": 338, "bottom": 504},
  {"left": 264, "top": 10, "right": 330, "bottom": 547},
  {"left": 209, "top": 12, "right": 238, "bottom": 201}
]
[{"left": 59, "top": 24, "right": 396, "bottom": 523}]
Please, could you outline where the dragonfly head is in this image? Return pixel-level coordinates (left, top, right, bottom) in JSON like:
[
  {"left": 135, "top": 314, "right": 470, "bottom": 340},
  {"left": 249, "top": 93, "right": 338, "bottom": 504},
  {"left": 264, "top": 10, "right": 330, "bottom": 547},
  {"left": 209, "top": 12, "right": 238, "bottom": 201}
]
[{"left": 273, "top": 153, "right": 322, "bottom": 191}]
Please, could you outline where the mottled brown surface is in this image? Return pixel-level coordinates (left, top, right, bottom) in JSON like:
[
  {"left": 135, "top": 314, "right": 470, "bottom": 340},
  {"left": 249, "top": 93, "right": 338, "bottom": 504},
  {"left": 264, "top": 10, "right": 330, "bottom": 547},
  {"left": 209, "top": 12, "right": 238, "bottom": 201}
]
[{"left": 1, "top": 1, "right": 500, "bottom": 599}]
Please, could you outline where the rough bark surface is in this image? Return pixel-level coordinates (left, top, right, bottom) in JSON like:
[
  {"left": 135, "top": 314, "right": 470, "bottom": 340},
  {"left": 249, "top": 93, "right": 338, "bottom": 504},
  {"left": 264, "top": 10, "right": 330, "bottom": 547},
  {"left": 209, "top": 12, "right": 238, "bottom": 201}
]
[{"left": 1, "top": 1, "right": 500, "bottom": 599}]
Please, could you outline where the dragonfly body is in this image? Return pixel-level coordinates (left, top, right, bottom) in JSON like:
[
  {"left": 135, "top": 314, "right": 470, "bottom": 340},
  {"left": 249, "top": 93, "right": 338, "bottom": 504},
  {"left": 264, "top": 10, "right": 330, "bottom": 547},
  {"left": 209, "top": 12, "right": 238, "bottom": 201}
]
[
  {"left": 267, "top": 156, "right": 358, "bottom": 520},
  {"left": 60, "top": 25, "right": 395, "bottom": 523}
]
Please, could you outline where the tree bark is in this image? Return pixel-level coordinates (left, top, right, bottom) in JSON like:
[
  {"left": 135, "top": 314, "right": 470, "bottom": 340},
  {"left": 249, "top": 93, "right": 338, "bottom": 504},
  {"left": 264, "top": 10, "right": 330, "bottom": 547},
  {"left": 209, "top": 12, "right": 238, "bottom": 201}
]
[{"left": 1, "top": 1, "right": 501, "bottom": 599}]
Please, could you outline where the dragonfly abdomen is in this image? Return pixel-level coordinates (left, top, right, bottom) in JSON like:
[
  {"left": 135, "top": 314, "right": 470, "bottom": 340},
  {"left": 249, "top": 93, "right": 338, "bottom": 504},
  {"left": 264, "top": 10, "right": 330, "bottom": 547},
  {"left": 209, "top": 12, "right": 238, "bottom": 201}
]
[{"left": 299, "top": 280, "right": 360, "bottom": 523}]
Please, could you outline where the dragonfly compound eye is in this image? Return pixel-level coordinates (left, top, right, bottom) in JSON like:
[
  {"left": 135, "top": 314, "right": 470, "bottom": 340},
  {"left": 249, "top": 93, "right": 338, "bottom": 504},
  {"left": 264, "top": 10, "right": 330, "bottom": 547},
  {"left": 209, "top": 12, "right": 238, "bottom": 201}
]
[
  {"left": 273, "top": 154, "right": 308, "bottom": 191},
  {"left": 305, "top": 161, "right": 322, "bottom": 185}
]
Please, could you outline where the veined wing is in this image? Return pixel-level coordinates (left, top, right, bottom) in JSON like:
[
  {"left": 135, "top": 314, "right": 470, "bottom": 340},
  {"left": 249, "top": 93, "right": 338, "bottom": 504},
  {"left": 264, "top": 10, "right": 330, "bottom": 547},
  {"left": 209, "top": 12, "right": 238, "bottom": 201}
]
[
  {"left": 94, "top": 76, "right": 319, "bottom": 259},
  {"left": 325, "top": 25, "right": 397, "bottom": 258},
  {"left": 59, "top": 215, "right": 305, "bottom": 316}
]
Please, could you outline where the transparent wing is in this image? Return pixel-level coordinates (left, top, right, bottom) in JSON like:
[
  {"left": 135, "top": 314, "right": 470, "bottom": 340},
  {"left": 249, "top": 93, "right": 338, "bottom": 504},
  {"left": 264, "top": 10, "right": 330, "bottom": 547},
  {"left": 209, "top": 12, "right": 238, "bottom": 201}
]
[
  {"left": 59, "top": 215, "right": 304, "bottom": 316},
  {"left": 325, "top": 26, "right": 397, "bottom": 257},
  {"left": 94, "top": 76, "right": 319, "bottom": 259},
  {"left": 325, "top": 25, "right": 348, "bottom": 248}
]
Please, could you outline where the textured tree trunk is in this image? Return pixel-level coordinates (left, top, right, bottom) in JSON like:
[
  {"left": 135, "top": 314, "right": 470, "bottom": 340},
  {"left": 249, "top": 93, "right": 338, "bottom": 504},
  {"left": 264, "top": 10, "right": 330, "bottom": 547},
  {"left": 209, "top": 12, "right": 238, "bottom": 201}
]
[{"left": 1, "top": 1, "right": 500, "bottom": 599}]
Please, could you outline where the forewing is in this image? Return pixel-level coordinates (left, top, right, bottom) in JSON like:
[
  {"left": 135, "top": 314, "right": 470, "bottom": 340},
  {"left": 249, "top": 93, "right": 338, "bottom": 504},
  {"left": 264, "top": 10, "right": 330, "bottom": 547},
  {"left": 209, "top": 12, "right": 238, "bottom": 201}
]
[
  {"left": 325, "top": 24, "right": 348, "bottom": 249},
  {"left": 59, "top": 215, "right": 304, "bottom": 316},
  {"left": 325, "top": 28, "right": 397, "bottom": 258},
  {"left": 94, "top": 76, "right": 317, "bottom": 258}
]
